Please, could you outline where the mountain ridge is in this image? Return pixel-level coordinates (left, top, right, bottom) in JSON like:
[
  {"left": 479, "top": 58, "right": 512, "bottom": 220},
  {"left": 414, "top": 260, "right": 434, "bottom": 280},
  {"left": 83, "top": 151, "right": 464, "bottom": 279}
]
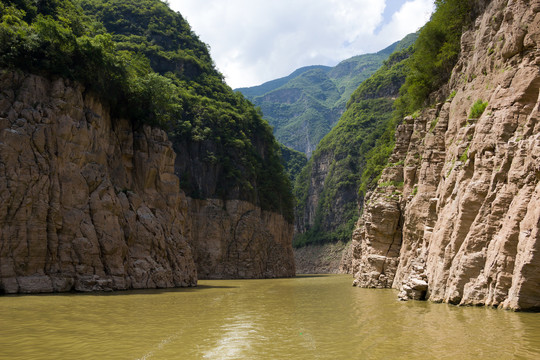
[{"left": 237, "top": 33, "right": 417, "bottom": 157}]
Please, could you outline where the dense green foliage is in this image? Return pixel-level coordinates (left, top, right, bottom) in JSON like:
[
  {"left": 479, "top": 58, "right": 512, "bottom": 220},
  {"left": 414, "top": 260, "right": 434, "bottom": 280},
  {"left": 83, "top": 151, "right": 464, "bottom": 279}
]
[
  {"left": 279, "top": 144, "right": 308, "bottom": 184},
  {"left": 469, "top": 99, "right": 488, "bottom": 119},
  {"left": 237, "top": 65, "right": 330, "bottom": 99},
  {"left": 0, "top": 0, "right": 294, "bottom": 221},
  {"left": 292, "top": 43, "right": 414, "bottom": 247},
  {"left": 358, "top": 0, "right": 479, "bottom": 200},
  {"left": 293, "top": 98, "right": 395, "bottom": 247},
  {"left": 396, "top": 0, "right": 473, "bottom": 115},
  {"left": 348, "top": 45, "right": 414, "bottom": 103},
  {"left": 0, "top": 0, "right": 141, "bottom": 120},
  {"left": 238, "top": 35, "right": 416, "bottom": 156}
]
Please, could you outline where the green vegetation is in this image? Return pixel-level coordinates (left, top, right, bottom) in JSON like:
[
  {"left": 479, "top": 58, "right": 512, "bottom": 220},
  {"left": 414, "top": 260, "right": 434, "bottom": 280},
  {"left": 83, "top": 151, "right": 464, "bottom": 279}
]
[
  {"left": 379, "top": 180, "right": 404, "bottom": 188},
  {"left": 469, "top": 99, "right": 488, "bottom": 118},
  {"left": 0, "top": 0, "right": 294, "bottom": 221},
  {"left": 294, "top": 0, "right": 482, "bottom": 247},
  {"left": 429, "top": 117, "right": 439, "bottom": 132},
  {"left": 238, "top": 34, "right": 417, "bottom": 155},
  {"left": 359, "top": 0, "right": 480, "bottom": 202},
  {"left": 347, "top": 44, "right": 414, "bottom": 103},
  {"left": 395, "top": 0, "right": 474, "bottom": 116},
  {"left": 279, "top": 144, "right": 308, "bottom": 184},
  {"left": 293, "top": 44, "right": 413, "bottom": 247},
  {"left": 459, "top": 145, "right": 470, "bottom": 162}
]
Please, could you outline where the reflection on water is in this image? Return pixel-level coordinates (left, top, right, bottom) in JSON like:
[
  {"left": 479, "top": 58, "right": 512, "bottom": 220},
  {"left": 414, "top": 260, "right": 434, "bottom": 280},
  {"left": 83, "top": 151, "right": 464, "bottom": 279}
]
[{"left": 1, "top": 275, "right": 539, "bottom": 359}]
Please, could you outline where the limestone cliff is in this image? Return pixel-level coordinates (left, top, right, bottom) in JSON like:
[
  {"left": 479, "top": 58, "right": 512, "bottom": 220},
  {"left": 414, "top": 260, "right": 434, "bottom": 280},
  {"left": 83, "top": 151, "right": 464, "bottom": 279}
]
[
  {"left": 294, "top": 241, "right": 350, "bottom": 274},
  {"left": 0, "top": 71, "right": 197, "bottom": 293},
  {"left": 188, "top": 198, "right": 295, "bottom": 279},
  {"left": 0, "top": 0, "right": 296, "bottom": 294},
  {"left": 351, "top": 0, "right": 540, "bottom": 310}
]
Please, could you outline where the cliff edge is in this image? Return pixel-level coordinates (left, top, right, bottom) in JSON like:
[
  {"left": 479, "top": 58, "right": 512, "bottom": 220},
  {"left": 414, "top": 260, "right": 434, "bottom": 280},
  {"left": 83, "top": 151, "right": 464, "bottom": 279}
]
[
  {"left": 351, "top": 0, "right": 539, "bottom": 310},
  {"left": 0, "top": 72, "right": 197, "bottom": 293}
]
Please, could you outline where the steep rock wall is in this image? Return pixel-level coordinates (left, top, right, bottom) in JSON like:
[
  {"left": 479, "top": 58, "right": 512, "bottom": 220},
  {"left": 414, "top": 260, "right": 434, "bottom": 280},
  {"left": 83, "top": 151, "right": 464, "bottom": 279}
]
[
  {"left": 295, "top": 151, "right": 333, "bottom": 234},
  {"left": 352, "top": 0, "right": 540, "bottom": 310},
  {"left": 0, "top": 71, "right": 197, "bottom": 293},
  {"left": 294, "top": 241, "right": 350, "bottom": 274},
  {"left": 187, "top": 198, "right": 295, "bottom": 279}
]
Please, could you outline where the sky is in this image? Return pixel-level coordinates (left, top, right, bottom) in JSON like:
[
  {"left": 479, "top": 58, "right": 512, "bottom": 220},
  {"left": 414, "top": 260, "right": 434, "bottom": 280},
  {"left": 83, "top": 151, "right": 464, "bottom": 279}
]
[{"left": 168, "top": 0, "right": 435, "bottom": 89}]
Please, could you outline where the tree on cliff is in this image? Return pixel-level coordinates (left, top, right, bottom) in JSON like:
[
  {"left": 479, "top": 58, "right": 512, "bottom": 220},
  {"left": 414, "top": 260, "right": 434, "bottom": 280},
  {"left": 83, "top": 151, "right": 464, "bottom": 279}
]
[{"left": 0, "top": 0, "right": 295, "bottom": 221}]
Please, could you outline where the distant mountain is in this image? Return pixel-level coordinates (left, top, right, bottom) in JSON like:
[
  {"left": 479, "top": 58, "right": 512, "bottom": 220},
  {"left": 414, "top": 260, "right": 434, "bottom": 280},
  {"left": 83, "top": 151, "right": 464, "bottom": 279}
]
[
  {"left": 293, "top": 38, "right": 415, "bottom": 247},
  {"left": 236, "top": 33, "right": 417, "bottom": 157},
  {"left": 237, "top": 65, "right": 331, "bottom": 98}
]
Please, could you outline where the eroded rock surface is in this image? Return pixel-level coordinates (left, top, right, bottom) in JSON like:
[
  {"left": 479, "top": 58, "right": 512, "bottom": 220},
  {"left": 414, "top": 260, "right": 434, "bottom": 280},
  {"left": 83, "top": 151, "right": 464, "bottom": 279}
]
[
  {"left": 0, "top": 72, "right": 197, "bottom": 293},
  {"left": 294, "top": 241, "right": 350, "bottom": 274},
  {"left": 188, "top": 198, "right": 295, "bottom": 279},
  {"left": 352, "top": 0, "right": 540, "bottom": 310}
]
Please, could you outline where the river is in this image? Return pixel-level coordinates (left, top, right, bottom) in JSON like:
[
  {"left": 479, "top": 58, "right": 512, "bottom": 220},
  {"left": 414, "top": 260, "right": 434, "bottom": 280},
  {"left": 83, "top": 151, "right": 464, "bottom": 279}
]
[{"left": 1, "top": 275, "right": 539, "bottom": 359}]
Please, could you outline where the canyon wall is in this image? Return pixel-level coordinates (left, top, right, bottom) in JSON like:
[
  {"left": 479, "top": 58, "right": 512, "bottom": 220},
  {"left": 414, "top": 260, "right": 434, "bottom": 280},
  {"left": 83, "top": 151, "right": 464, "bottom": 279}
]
[
  {"left": 0, "top": 71, "right": 296, "bottom": 294},
  {"left": 351, "top": 0, "right": 540, "bottom": 310},
  {"left": 0, "top": 71, "right": 197, "bottom": 293},
  {"left": 188, "top": 198, "right": 295, "bottom": 279},
  {"left": 294, "top": 241, "right": 350, "bottom": 274}
]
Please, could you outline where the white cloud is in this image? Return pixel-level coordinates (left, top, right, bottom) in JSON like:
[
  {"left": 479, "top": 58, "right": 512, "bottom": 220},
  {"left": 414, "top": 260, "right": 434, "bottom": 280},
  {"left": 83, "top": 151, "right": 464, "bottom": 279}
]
[
  {"left": 375, "top": 0, "right": 435, "bottom": 42},
  {"left": 168, "top": 0, "right": 434, "bottom": 89}
]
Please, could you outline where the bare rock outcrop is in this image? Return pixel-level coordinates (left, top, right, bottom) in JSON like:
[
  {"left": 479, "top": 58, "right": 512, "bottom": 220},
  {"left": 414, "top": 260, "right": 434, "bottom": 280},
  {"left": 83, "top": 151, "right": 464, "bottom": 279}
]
[
  {"left": 352, "top": 0, "right": 540, "bottom": 310},
  {"left": 294, "top": 241, "right": 350, "bottom": 274},
  {"left": 0, "top": 71, "right": 197, "bottom": 293},
  {"left": 188, "top": 198, "right": 295, "bottom": 279}
]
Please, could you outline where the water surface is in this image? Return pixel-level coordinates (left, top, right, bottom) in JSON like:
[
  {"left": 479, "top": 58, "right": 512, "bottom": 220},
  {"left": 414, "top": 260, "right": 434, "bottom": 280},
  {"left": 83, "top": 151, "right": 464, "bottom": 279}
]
[{"left": 1, "top": 275, "right": 539, "bottom": 359}]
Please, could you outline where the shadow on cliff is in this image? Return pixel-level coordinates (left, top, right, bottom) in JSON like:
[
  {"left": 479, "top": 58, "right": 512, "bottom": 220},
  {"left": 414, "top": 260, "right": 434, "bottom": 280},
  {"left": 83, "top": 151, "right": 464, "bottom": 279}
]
[{"left": 1, "top": 284, "right": 239, "bottom": 298}]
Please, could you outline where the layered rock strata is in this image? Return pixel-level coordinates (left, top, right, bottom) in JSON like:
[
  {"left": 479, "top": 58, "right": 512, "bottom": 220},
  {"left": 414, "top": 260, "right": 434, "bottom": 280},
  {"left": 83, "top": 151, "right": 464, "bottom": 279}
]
[
  {"left": 188, "top": 198, "right": 295, "bottom": 279},
  {"left": 0, "top": 71, "right": 197, "bottom": 293},
  {"left": 352, "top": 0, "right": 540, "bottom": 310}
]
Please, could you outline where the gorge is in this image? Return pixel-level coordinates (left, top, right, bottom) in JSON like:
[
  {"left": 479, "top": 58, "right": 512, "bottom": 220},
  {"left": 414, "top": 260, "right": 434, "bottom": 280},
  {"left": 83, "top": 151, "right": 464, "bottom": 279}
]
[
  {"left": 0, "top": 0, "right": 538, "bottom": 315},
  {"left": 1, "top": 0, "right": 540, "bottom": 358}
]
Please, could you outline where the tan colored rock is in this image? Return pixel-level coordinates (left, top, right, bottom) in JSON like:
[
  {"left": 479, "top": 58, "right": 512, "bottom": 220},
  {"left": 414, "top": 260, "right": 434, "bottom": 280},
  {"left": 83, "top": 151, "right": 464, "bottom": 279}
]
[
  {"left": 352, "top": 0, "right": 540, "bottom": 310},
  {"left": 0, "top": 72, "right": 197, "bottom": 293},
  {"left": 338, "top": 241, "right": 354, "bottom": 274},
  {"left": 188, "top": 198, "right": 295, "bottom": 279},
  {"left": 293, "top": 241, "right": 350, "bottom": 274}
]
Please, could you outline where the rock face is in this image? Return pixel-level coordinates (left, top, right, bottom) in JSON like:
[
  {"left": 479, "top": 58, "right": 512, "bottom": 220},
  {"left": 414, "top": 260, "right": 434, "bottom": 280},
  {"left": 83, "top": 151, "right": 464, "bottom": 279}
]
[
  {"left": 293, "top": 241, "right": 350, "bottom": 274},
  {"left": 0, "top": 71, "right": 197, "bottom": 293},
  {"left": 352, "top": 0, "right": 540, "bottom": 310},
  {"left": 295, "top": 151, "right": 334, "bottom": 235},
  {"left": 188, "top": 198, "right": 295, "bottom": 279}
]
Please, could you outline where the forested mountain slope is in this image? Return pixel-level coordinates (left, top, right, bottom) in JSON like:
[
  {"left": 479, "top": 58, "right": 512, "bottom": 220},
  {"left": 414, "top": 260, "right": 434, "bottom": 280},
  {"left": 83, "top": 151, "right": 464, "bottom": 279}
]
[
  {"left": 293, "top": 42, "right": 414, "bottom": 247},
  {"left": 237, "top": 34, "right": 417, "bottom": 157},
  {"left": 80, "top": 0, "right": 293, "bottom": 219}
]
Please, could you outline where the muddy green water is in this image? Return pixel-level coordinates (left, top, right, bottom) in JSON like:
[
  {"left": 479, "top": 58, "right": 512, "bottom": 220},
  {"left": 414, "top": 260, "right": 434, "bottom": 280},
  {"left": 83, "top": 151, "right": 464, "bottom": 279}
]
[{"left": 1, "top": 275, "right": 539, "bottom": 359}]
